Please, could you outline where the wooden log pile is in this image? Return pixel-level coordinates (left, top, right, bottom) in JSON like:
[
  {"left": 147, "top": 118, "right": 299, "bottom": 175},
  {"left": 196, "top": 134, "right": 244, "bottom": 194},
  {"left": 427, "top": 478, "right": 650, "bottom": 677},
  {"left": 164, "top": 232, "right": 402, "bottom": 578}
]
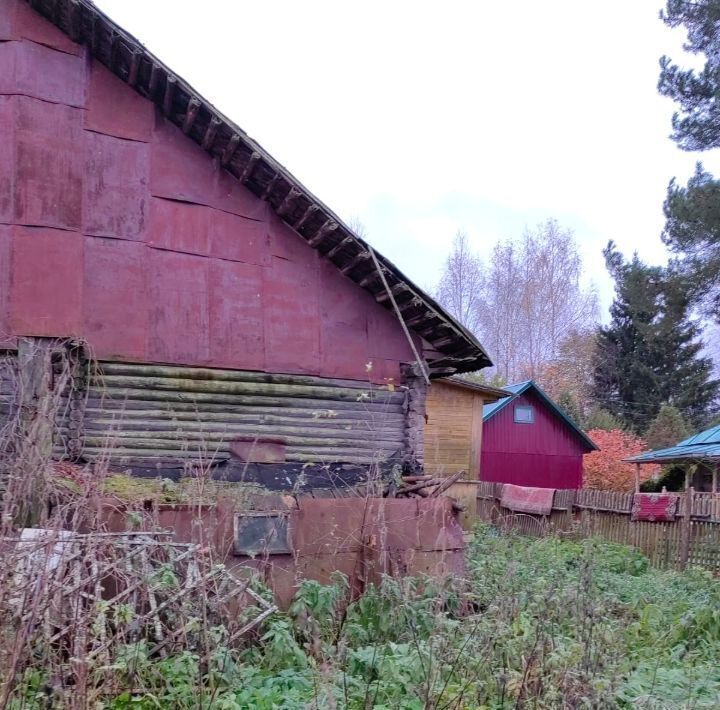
[{"left": 384, "top": 470, "right": 466, "bottom": 504}]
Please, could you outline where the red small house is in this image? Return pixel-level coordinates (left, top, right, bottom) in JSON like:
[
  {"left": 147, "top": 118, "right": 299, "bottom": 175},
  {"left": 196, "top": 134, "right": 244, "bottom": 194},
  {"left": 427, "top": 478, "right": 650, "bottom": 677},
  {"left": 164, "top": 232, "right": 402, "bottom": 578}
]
[{"left": 480, "top": 381, "right": 597, "bottom": 489}]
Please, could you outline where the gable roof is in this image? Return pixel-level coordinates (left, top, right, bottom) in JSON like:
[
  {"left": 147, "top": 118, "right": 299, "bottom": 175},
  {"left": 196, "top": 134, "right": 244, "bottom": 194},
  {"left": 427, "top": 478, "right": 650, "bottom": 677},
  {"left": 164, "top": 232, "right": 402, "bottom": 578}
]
[
  {"left": 22, "top": 0, "right": 491, "bottom": 377},
  {"left": 440, "top": 376, "right": 509, "bottom": 401},
  {"left": 482, "top": 380, "right": 598, "bottom": 451},
  {"left": 627, "top": 423, "right": 720, "bottom": 464}
]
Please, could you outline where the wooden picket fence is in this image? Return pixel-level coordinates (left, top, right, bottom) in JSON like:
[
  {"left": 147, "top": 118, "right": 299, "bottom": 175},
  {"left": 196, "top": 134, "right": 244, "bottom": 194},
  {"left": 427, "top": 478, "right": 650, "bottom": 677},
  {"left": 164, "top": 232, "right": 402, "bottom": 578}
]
[{"left": 472, "top": 481, "right": 720, "bottom": 572}]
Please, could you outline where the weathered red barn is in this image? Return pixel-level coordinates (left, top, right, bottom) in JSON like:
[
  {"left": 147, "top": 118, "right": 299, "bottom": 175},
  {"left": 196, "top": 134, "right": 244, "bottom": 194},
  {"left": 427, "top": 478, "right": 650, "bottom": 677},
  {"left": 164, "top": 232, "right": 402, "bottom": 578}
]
[
  {"left": 0, "top": 0, "right": 492, "bottom": 491},
  {"left": 480, "top": 381, "right": 597, "bottom": 489}
]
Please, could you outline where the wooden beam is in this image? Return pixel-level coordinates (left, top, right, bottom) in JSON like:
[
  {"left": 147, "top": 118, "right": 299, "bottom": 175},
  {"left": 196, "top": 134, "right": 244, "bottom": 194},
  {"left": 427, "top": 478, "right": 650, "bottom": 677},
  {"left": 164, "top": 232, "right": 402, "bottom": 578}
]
[
  {"left": 68, "top": 0, "right": 82, "bottom": 42},
  {"left": 202, "top": 117, "right": 221, "bottom": 151},
  {"left": 404, "top": 311, "right": 432, "bottom": 329},
  {"left": 430, "top": 335, "right": 456, "bottom": 348},
  {"left": 182, "top": 98, "right": 201, "bottom": 134},
  {"left": 260, "top": 173, "right": 281, "bottom": 200},
  {"left": 127, "top": 49, "right": 141, "bottom": 87},
  {"left": 148, "top": 64, "right": 162, "bottom": 97},
  {"left": 163, "top": 76, "right": 176, "bottom": 116},
  {"left": 294, "top": 204, "right": 318, "bottom": 230},
  {"left": 358, "top": 271, "right": 379, "bottom": 288},
  {"left": 325, "top": 236, "right": 353, "bottom": 260},
  {"left": 308, "top": 220, "right": 338, "bottom": 247},
  {"left": 340, "top": 251, "right": 371, "bottom": 275},
  {"left": 221, "top": 134, "right": 241, "bottom": 166},
  {"left": 239, "top": 152, "right": 261, "bottom": 182},
  {"left": 376, "top": 283, "right": 409, "bottom": 303},
  {"left": 108, "top": 31, "right": 119, "bottom": 69},
  {"left": 277, "top": 188, "right": 301, "bottom": 217}
]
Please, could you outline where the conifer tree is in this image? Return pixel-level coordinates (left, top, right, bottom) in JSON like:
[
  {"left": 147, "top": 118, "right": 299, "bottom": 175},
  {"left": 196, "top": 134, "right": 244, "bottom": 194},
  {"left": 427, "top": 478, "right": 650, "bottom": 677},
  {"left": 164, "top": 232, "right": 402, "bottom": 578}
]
[
  {"left": 592, "top": 242, "right": 719, "bottom": 431},
  {"left": 644, "top": 404, "right": 691, "bottom": 451},
  {"left": 659, "top": 1, "right": 720, "bottom": 318}
]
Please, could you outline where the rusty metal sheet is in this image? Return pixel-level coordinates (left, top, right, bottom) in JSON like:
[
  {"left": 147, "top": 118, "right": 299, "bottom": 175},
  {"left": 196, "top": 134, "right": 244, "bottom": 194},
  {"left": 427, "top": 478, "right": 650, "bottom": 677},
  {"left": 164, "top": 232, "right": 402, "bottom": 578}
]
[
  {"left": 368, "top": 307, "right": 416, "bottom": 363},
  {"left": 83, "top": 237, "right": 147, "bottom": 360},
  {"left": 292, "top": 499, "right": 365, "bottom": 556},
  {"left": 263, "top": 255, "right": 320, "bottom": 374},
  {"left": 0, "top": 226, "right": 11, "bottom": 347},
  {"left": 0, "top": 0, "right": 80, "bottom": 55},
  {"left": 84, "top": 132, "right": 149, "bottom": 240},
  {"left": 366, "top": 498, "right": 420, "bottom": 552},
  {"left": 416, "top": 497, "right": 465, "bottom": 552},
  {"left": 0, "top": 40, "right": 85, "bottom": 107},
  {"left": 147, "top": 198, "right": 268, "bottom": 267},
  {"left": 14, "top": 97, "right": 82, "bottom": 230},
  {"left": 209, "top": 210, "right": 269, "bottom": 266},
  {"left": 319, "top": 259, "right": 370, "bottom": 380},
  {"left": 146, "top": 248, "right": 210, "bottom": 364},
  {"left": 9, "top": 226, "right": 83, "bottom": 336},
  {"left": 208, "top": 258, "right": 265, "bottom": 370},
  {"left": 147, "top": 197, "right": 211, "bottom": 255},
  {"left": 85, "top": 61, "right": 153, "bottom": 142},
  {"left": 149, "top": 119, "right": 268, "bottom": 221},
  {"left": 0, "top": 97, "right": 13, "bottom": 224},
  {"left": 405, "top": 550, "right": 467, "bottom": 579}
]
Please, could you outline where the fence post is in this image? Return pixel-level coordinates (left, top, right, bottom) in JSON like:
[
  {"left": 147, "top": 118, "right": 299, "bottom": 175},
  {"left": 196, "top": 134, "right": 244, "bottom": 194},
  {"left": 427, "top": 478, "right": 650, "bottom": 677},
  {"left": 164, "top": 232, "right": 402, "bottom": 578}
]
[{"left": 679, "top": 486, "right": 694, "bottom": 571}]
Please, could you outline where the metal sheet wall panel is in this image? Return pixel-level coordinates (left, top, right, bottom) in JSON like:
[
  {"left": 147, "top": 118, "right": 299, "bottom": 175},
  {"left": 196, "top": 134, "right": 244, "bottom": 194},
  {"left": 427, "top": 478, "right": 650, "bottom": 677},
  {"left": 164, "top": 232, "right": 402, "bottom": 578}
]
[
  {"left": 147, "top": 198, "right": 268, "bottom": 266},
  {"left": 319, "top": 260, "right": 370, "bottom": 381},
  {"left": 208, "top": 259, "right": 264, "bottom": 370},
  {"left": 9, "top": 226, "right": 83, "bottom": 336},
  {"left": 0, "top": 97, "right": 14, "bottom": 224},
  {"left": 147, "top": 249, "right": 210, "bottom": 364},
  {"left": 0, "top": 40, "right": 85, "bottom": 107},
  {"left": 83, "top": 132, "right": 149, "bottom": 240},
  {"left": 0, "top": 0, "right": 79, "bottom": 55},
  {"left": 83, "top": 237, "right": 147, "bottom": 360},
  {"left": 149, "top": 119, "right": 268, "bottom": 221},
  {"left": 0, "top": 226, "right": 11, "bottom": 347},
  {"left": 264, "top": 255, "right": 320, "bottom": 374},
  {"left": 14, "top": 97, "right": 83, "bottom": 230},
  {"left": 85, "top": 62, "right": 154, "bottom": 142}
]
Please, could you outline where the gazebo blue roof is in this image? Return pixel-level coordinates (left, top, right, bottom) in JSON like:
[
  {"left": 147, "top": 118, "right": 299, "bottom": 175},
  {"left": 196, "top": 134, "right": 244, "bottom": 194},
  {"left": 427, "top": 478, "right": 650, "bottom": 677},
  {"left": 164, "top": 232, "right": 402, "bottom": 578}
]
[{"left": 627, "top": 423, "right": 720, "bottom": 464}]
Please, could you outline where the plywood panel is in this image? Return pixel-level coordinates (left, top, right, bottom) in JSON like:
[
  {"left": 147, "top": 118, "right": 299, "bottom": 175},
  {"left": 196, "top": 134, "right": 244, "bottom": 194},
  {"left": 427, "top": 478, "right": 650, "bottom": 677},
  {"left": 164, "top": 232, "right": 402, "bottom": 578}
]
[{"left": 424, "top": 381, "right": 476, "bottom": 476}]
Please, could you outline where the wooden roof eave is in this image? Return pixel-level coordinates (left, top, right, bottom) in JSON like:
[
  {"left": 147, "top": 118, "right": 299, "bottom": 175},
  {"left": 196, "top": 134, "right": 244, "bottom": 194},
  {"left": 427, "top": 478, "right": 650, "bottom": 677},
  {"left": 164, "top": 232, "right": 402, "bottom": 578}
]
[{"left": 27, "top": 0, "right": 492, "bottom": 376}]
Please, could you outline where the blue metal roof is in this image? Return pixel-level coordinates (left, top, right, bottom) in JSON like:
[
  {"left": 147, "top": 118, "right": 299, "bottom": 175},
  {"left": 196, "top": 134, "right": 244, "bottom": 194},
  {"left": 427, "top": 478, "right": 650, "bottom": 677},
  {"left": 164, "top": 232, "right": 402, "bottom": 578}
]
[
  {"left": 627, "top": 423, "right": 720, "bottom": 464},
  {"left": 482, "top": 380, "right": 597, "bottom": 451}
]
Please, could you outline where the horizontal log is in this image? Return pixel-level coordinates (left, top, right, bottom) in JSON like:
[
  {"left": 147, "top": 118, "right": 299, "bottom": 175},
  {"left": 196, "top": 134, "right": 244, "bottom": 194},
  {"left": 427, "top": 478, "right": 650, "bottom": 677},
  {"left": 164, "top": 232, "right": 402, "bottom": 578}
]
[
  {"left": 80, "top": 422, "right": 403, "bottom": 445},
  {"left": 80, "top": 406, "right": 405, "bottom": 424},
  {"left": 95, "top": 375, "right": 402, "bottom": 403},
  {"left": 84, "top": 388, "right": 405, "bottom": 412},
  {"left": 80, "top": 433, "right": 400, "bottom": 451},
  {"left": 97, "top": 362, "right": 389, "bottom": 391}
]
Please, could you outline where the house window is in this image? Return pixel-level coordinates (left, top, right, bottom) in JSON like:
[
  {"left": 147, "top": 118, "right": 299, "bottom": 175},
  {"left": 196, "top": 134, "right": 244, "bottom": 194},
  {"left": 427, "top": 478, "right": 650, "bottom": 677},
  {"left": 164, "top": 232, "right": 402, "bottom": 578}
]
[{"left": 514, "top": 405, "right": 534, "bottom": 424}]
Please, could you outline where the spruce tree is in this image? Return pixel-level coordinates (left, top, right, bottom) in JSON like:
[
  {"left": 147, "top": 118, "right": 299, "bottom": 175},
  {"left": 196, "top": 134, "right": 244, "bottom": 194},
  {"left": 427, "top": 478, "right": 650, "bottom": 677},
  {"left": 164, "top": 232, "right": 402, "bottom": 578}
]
[
  {"left": 644, "top": 404, "right": 691, "bottom": 451},
  {"left": 592, "top": 243, "right": 719, "bottom": 431},
  {"left": 659, "top": 1, "right": 720, "bottom": 318}
]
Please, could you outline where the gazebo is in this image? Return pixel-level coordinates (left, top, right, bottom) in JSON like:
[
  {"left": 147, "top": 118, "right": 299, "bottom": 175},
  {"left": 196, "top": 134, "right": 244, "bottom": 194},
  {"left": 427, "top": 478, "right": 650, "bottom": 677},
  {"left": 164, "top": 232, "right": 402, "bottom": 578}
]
[{"left": 627, "top": 424, "right": 720, "bottom": 493}]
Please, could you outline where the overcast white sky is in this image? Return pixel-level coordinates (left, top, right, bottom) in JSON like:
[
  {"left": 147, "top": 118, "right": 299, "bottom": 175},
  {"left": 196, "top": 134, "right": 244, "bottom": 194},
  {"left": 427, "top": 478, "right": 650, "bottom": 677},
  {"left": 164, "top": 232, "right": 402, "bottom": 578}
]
[{"left": 96, "top": 0, "right": 720, "bottom": 317}]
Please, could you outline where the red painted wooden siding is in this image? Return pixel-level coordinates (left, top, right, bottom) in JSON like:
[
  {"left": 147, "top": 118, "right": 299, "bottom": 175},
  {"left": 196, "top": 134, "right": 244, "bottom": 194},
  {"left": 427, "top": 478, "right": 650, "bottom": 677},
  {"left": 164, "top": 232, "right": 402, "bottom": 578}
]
[
  {"left": 0, "top": 0, "right": 421, "bottom": 384},
  {"left": 480, "top": 391, "right": 586, "bottom": 489}
]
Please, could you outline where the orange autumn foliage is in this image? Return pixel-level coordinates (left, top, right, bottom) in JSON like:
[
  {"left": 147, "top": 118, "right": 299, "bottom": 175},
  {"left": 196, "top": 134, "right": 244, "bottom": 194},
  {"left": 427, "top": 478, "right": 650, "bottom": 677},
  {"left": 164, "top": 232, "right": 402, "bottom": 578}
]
[{"left": 583, "top": 428, "right": 660, "bottom": 492}]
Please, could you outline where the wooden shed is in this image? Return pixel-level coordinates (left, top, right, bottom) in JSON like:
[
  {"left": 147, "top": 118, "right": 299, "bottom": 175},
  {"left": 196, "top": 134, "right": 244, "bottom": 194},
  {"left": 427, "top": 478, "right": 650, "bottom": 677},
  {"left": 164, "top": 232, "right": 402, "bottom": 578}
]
[
  {"left": 480, "top": 381, "right": 597, "bottom": 489},
  {"left": 0, "top": 0, "right": 493, "bottom": 491},
  {"left": 424, "top": 378, "right": 507, "bottom": 477}
]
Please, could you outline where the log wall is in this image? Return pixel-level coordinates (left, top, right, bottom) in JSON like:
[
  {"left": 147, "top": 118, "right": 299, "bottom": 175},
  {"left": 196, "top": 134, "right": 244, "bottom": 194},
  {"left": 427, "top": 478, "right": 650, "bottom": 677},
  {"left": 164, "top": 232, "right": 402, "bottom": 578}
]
[{"left": 51, "top": 360, "right": 409, "bottom": 476}]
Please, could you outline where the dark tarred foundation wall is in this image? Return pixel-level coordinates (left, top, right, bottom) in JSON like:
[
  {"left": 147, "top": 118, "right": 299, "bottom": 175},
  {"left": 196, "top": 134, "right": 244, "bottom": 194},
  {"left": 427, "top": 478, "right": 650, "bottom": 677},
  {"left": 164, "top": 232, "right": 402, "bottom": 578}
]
[
  {"left": 0, "top": 0, "right": 420, "bottom": 386},
  {"left": 480, "top": 390, "right": 587, "bottom": 489}
]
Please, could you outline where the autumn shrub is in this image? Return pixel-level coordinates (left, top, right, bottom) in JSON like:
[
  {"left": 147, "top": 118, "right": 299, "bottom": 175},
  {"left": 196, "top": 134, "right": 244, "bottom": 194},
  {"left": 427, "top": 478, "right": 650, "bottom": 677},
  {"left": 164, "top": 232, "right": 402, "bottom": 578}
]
[{"left": 583, "top": 428, "right": 660, "bottom": 491}]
